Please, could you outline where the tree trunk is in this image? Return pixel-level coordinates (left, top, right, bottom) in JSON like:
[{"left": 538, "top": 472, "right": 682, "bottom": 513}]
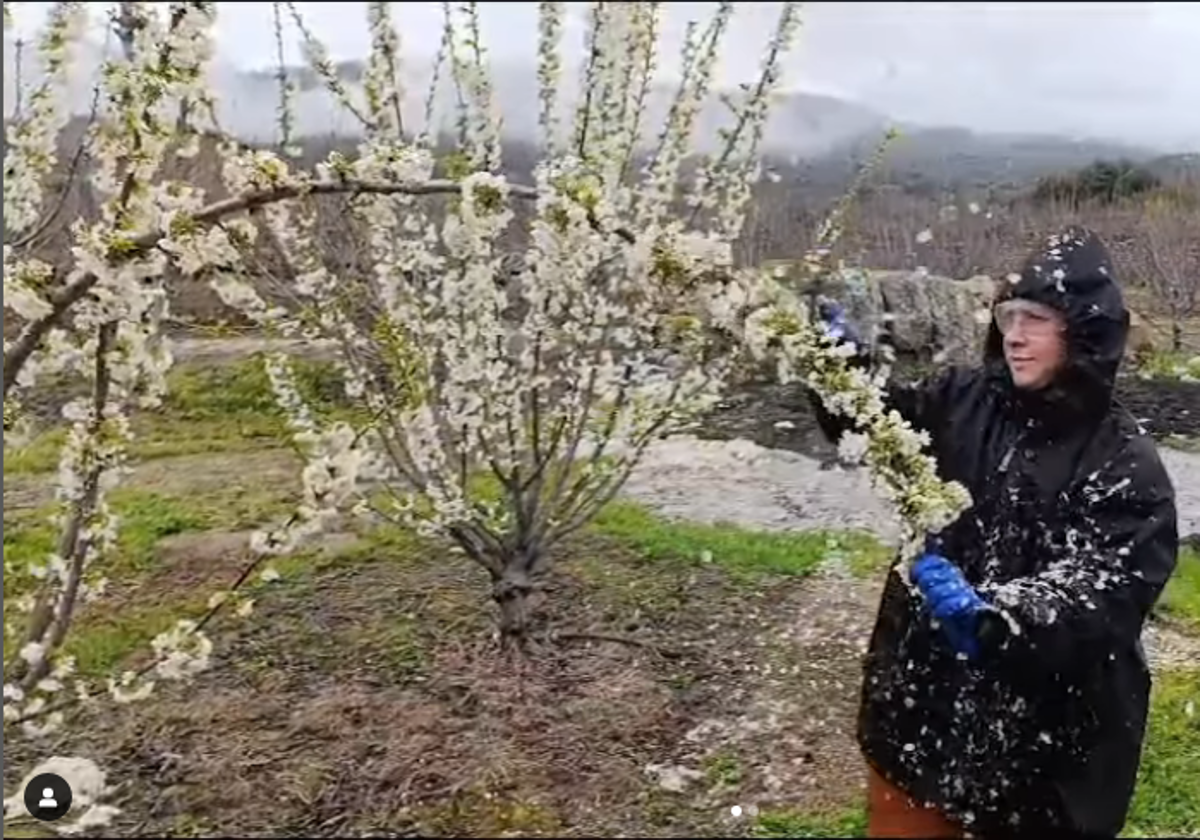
[
  {"left": 492, "top": 566, "right": 535, "bottom": 652},
  {"left": 1173, "top": 319, "right": 1184, "bottom": 352}
]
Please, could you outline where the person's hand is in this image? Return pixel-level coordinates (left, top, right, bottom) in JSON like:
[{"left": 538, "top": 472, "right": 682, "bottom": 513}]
[
  {"left": 911, "top": 553, "right": 987, "bottom": 661},
  {"left": 816, "top": 298, "right": 861, "bottom": 345}
]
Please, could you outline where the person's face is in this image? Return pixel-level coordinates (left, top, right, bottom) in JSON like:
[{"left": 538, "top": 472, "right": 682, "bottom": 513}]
[{"left": 994, "top": 299, "right": 1068, "bottom": 390}]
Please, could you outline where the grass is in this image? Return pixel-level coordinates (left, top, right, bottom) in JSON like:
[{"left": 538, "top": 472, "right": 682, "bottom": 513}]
[
  {"left": 8, "top": 477, "right": 1188, "bottom": 837},
  {"left": 3, "top": 356, "right": 354, "bottom": 475},
  {"left": 1160, "top": 434, "right": 1200, "bottom": 454},
  {"left": 754, "top": 806, "right": 868, "bottom": 838},
  {"left": 2, "top": 499, "right": 210, "bottom": 678},
  {"left": 3, "top": 507, "right": 1196, "bottom": 838},
  {"left": 1125, "top": 667, "right": 1200, "bottom": 838},
  {"left": 592, "top": 501, "right": 890, "bottom": 583},
  {"left": 1160, "top": 548, "right": 1200, "bottom": 632},
  {"left": 742, "top": 542, "right": 1200, "bottom": 839},
  {"left": 1132, "top": 348, "right": 1200, "bottom": 382},
  {"left": 2, "top": 480, "right": 302, "bottom": 679},
  {"left": 3, "top": 492, "right": 205, "bottom": 597},
  {"left": 4, "top": 486, "right": 876, "bottom": 681},
  {"left": 748, "top": 669, "right": 1200, "bottom": 839}
]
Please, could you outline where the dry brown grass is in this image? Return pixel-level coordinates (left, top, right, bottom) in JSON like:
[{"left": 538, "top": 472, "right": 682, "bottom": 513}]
[{"left": 2, "top": 514, "right": 881, "bottom": 838}]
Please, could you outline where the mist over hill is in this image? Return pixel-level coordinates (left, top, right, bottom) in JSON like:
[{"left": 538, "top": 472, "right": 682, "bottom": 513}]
[{"left": 3, "top": 32, "right": 1186, "bottom": 192}]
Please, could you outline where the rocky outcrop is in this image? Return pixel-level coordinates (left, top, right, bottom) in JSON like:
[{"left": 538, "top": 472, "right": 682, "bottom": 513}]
[
  {"left": 764, "top": 261, "right": 1162, "bottom": 365},
  {"left": 764, "top": 262, "right": 997, "bottom": 364}
]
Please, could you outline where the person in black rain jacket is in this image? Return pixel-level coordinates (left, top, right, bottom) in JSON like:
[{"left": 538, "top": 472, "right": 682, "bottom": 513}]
[{"left": 809, "top": 226, "right": 1179, "bottom": 839}]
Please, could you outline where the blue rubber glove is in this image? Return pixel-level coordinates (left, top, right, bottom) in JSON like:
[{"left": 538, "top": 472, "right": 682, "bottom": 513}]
[
  {"left": 817, "top": 298, "right": 861, "bottom": 346},
  {"left": 911, "top": 553, "right": 988, "bottom": 661}
]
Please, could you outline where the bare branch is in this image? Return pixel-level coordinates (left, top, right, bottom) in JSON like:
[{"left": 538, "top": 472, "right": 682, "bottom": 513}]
[
  {"left": 1140, "top": 198, "right": 1200, "bottom": 349},
  {"left": 10, "top": 35, "right": 25, "bottom": 120}
]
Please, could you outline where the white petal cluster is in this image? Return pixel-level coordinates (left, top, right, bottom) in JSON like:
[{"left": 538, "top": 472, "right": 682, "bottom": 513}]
[{"left": 3, "top": 2, "right": 88, "bottom": 235}]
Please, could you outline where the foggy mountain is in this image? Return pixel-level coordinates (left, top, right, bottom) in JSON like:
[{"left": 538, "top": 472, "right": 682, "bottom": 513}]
[
  {"left": 828, "top": 127, "right": 1157, "bottom": 191},
  {"left": 1, "top": 32, "right": 1166, "bottom": 180},
  {"left": 1144, "top": 153, "right": 1200, "bottom": 185},
  {"left": 3, "top": 33, "right": 888, "bottom": 155}
]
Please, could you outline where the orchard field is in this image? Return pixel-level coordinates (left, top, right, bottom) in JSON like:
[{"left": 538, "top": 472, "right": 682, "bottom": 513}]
[
  {"left": 4, "top": 339, "right": 1199, "bottom": 838},
  {"left": 3, "top": 2, "right": 1199, "bottom": 838}
]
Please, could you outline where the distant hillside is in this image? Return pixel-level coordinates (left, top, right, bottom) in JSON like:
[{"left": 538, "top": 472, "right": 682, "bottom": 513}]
[
  {"left": 1145, "top": 153, "right": 1200, "bottom": 185},
  {"left": 240, "top": 56, "right": 890, "bottom": 157},
  {"left": 4, "top": 32, "right": 1191, "bottom": 191},
  {"left": 2, "top": 35, "right": 885, "bottom": 156},
  {"left": 828, "top": 127, "right": 1158, "bottom": 195}
]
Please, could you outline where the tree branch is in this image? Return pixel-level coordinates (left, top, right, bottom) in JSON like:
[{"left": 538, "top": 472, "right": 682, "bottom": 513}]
[
  {"left": 4, "top": 172, "right": 635, "bottom": 399},
  {"left": 2, "top": 178, "right": 510, "bottom": 397},
  {"left": 9, "top": 323, "right": 118, "bottom": 691}
]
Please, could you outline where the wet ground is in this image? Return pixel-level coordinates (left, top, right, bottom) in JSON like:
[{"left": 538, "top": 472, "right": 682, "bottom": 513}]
[{"left": 692, "top": 372, "right": 1200, "bottom": 462}]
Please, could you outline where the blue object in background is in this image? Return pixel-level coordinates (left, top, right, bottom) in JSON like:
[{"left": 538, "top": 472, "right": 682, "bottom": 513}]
[{"left": 817, "top": 298, "right": 861, "bottom": 345}]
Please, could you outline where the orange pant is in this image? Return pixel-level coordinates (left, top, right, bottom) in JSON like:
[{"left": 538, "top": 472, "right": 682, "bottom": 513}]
[{"left": 867, "top": 765, "right": 965, "bottom": 838}]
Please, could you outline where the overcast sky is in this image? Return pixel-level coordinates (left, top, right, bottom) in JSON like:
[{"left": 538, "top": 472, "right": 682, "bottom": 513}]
[{"left": 7, "top": 2, "right": 1199, "bottom": 151}]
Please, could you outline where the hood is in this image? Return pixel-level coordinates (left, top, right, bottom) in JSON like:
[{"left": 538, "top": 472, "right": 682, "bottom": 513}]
[{"left": 983, "top": 225, "right": 1130, "bottom": 415}]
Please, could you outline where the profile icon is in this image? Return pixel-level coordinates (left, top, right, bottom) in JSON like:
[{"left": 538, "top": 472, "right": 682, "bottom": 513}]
[{"left": 22, "top": 772, "right": 72, "bottom": 822}]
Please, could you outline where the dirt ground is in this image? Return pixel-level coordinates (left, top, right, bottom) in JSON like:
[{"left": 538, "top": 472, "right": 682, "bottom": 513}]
[
  {"left": 694, "top": 373, "right": 1200, "bottom": 458},
  {"left": 5, "top": 448, "right": 1191, "bottom": 838},
  {"left": 3, "top": 509, "right": 883, "bottom": 838},
  {"left": 5, "top": 336, "right": 1199, "bottom": 838}
]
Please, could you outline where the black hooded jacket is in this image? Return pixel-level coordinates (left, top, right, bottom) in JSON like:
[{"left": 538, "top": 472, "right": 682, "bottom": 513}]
[{"left": 810, "top": 228, "right": 1179, "bottom": 837}]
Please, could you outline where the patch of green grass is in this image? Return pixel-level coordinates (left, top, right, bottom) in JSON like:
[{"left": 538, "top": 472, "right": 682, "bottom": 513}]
[
  {"left": 746, "top": 671, "right": 1200, "bottom": 839},
  {"left": 4, "top": 356, "right": 356, "bottom": 475},
  {"left": 843, "top": 540, "right": 895, "bottom": 579},
  {"left": 413, "top": 791, "right": 563, "bottom": 837},
  {"left": 753, "top": 805, "right": 867, "bottom": 838},
  {"left": 2, "top": 428, "right": 69, "bottom": 474},
  {"left": 3, "top": 491, "right": 208, "bottom": 601},
  {"left": 319, "top": 522, "right": 417, "bottom": 558},
  {"left": 139, "top": 481, "right": 299, "bottom": 533},
  {"left": 306, "top": 526, "right": 496, "bottom": 641},
  {"left": 2, "top": 483, "right": 307, "bottom": 678},
  {"left": 2, "top": 516, "right": 57, "bottom": 602},
  {"left": 108, "top": 491, "right": 213, "bottom": 573},
  {"left": 1160, "top": 549, "right": 1200, "bottom": 632},
  {"left": 1125, "top": 667, "right": 1200, "bottom": 838},
  {"left": 1160, "top": 434, "right": 1200, "bottom": 454},
  {"left": 65, "top": 601, "right": 200, "bottom": 678},
  {"left": 344, "top": 612, "right": 427, "bottom": 675},
  {"left": 166, "top": 814, "right": 221, "bottom": 838},
  {"left": 243, "top": 526, "right": 448, "bottom": 671},
  {"left": 703, "top": 750, "right": 745, "bottom": 788},
  {"left": 591, "top": 501, "right": 888, "bottom": 583},
  {"left": 3, "top": 492, "right": 212, "bottom": 676},
  {"left": 2, "top": 495, "right": 228, "bottom": 677},
  {"left": 1133, "top": 348, "right": 1200, "bottom": 382},
  {"left": 126, "top": 417, "right": 288, "bottom": 463},
  {"left": 636, "top": 786, "right": 696, "bottom": 830}
]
